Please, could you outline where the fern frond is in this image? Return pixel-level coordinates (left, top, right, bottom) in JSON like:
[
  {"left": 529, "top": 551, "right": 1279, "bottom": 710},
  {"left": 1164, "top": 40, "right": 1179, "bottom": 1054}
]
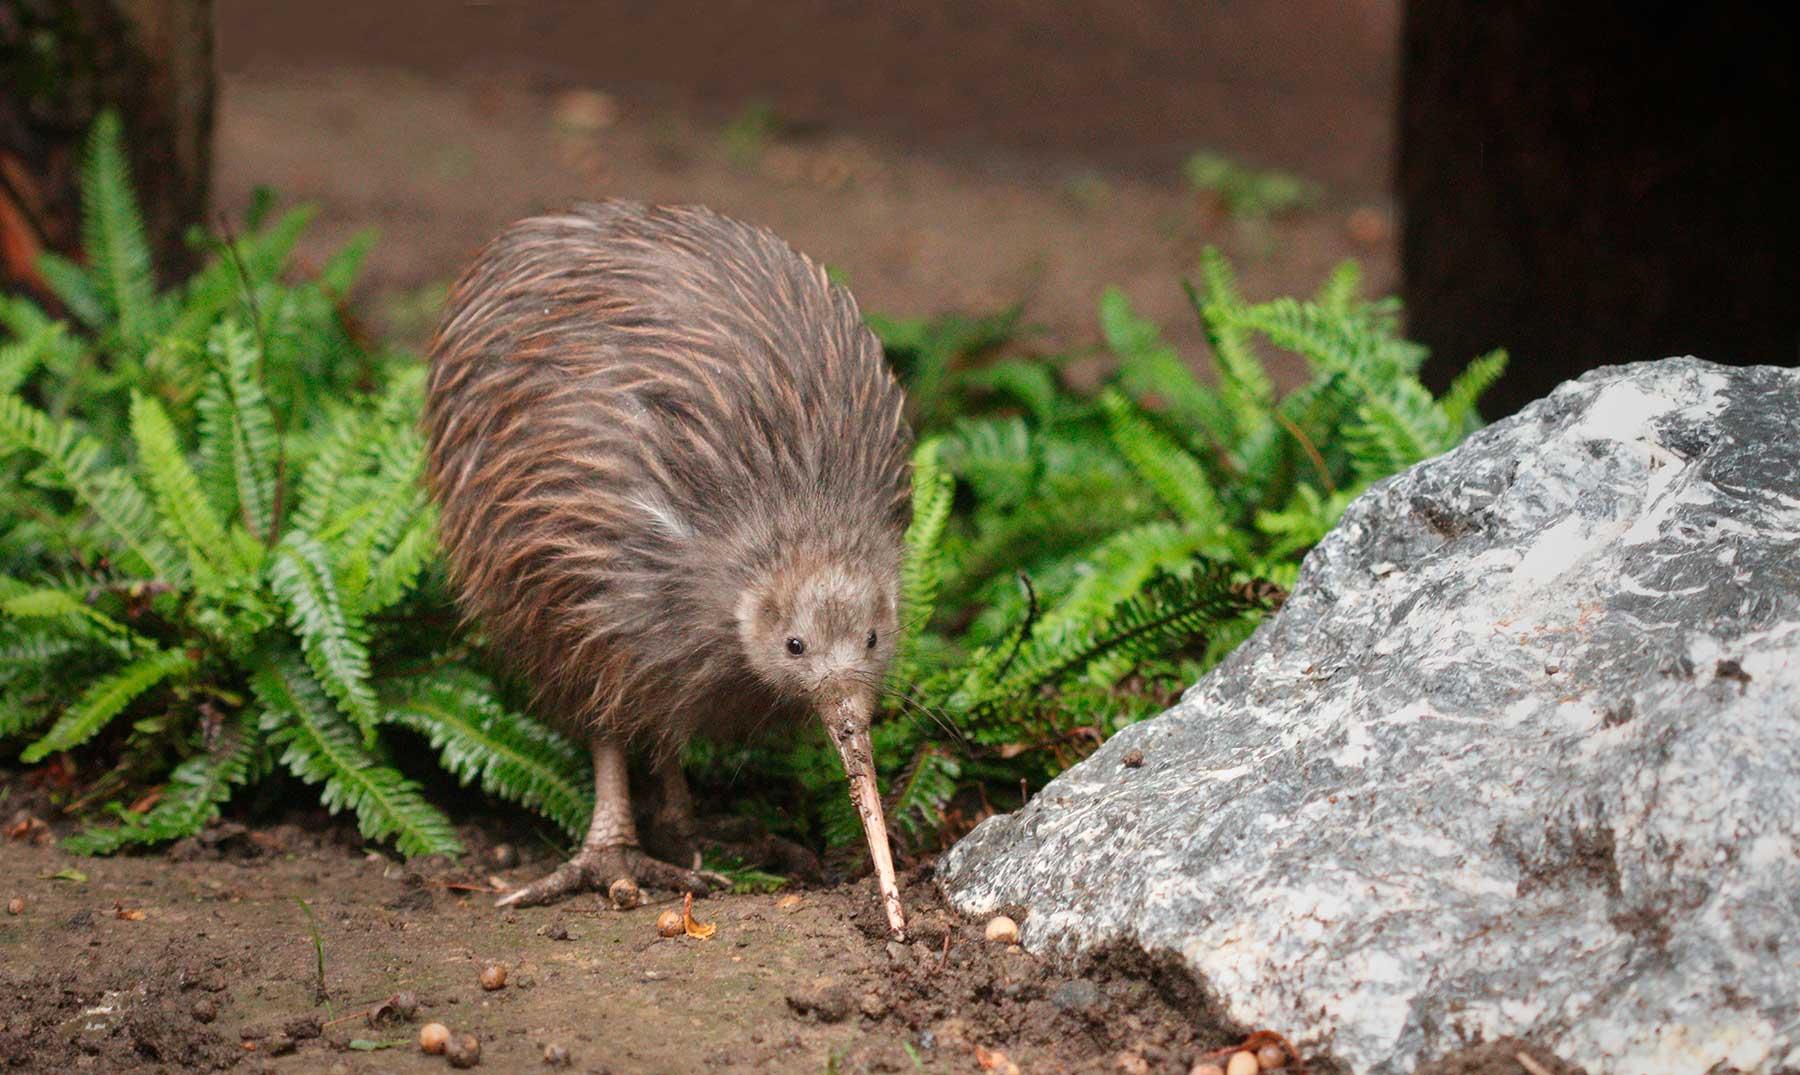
[
  {"left": 363, "top": 510, "right": 437, "bottom": 615},
  {"left": 34, "top": 252, "right": 106, "bottom": 329},
  {"left": 80, "top": 111, "right": 160, "bottom": 351},
  {"left": 269, "top": 532, "right": 378, "bottom": 744},
  {"left": 255, "top": 652, "right": 462, "bottom": 858},
  {"left": 1313, "top": 259, "right": 1363, "bottom": 314},
  {"left": 206, "top": 321, "right": 280, "bottom": 540},
  {"left": 19, "top": 647, "right": 192, "bottom": 763},
  {"left": 0, "top": 320, "right": 66, "bottom": 397},
  {"left": 1100, "top": 286, "right": 1233, "bottom": 446},
  {"left": 0, "top": 393, "right": 187, "bottom": 583},
  {"left": 130, "top": 391, "right": 240, "bottom": 586},
  {"left": 896, "top": 438, "right": 955, "bottom": 670},
  {"left": 1191, "top": 249, "right": 1275, "bottom": 434},
  {"left": 966, "top": 565, "right": 1270, "bottom": 724},
  {"left": 1440, "top": 349, "right": 1508, "bottom": 432},
  {"left": 385, "top": 672, "right": 592, "bottom": 839},
  {"left": 0, "top": 581, "right": 138, "bottom": 655},
  {"left": 62, "top": 712, "right": 264, "bottom": 854},
  {"left": 1098, "top": 390, "right": 1237, "bottom": 552},
  {"left": 290, "top": 404, "right": 372, "bottom": 534},
  {"left": 886, "top": 743, "right": 960, "bottom": 841}
]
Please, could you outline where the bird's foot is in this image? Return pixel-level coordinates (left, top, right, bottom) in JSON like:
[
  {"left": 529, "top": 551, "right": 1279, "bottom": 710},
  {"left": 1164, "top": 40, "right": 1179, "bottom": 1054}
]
[{"left": 494, "top": 844, "right": 728, "bottom": 908}]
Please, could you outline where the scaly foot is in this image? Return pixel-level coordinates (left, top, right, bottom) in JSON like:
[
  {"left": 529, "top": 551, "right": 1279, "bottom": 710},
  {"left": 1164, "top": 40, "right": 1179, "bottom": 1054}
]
[{"left": 494, "top": 844, "right": 727, "bottom": 908}]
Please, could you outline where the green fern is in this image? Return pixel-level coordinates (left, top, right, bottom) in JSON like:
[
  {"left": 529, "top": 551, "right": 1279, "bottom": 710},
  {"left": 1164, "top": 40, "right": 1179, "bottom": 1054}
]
[
  {"left": 130, "top": 391, "right": 240, "bottom": 586},
  {"left": 20, "top": 647, "right": 193, "bottom": 763},
  {"left": 268, "top": 531, "right": 379, "bottom": 745},
  {"left": 63, "top": 712, "right": 264, "bottom": 854},
  {"left": 384, "top": 671, "right": 593, "bottom": 839},
  {"left": 78, "top": 110, "right": 161, "bottom": 353},
  {"left": 255, "top": 652, "right": 462, "bottom": 858},
  {"left": 206, "top": 321, "right": 280, "bottom": 540}
]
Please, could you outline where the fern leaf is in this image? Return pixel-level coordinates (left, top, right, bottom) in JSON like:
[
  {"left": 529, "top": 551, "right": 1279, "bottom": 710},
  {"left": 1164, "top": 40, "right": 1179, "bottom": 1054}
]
[
  {"left": 385, "top": 672, "right": 592, "bottom": 839},
  {"left": 0, "top": 320, "right": 66, "bottom": 397},
  {"left": 19, "top": 647, "right": 192, "bottom": 763},
  {"left": 254, "top": 652, "right": 462, "bottom": 858},
  {"left": 1098, "top": 390, "right": 1236, "bottom": 548},
  {"left": 0, "top": 393, "right": 187, "bottom": 584},
  {"left": 206, "top": 321, "right": 279, "bottom": 539},
  {"left": 886, "top": 743, "right": 960, "bottom": 841},
  {"left": 62, "top": 712, "right": 263, "bottom": 854},
  {"left": 34, "top": 252, "right": 107, "bottom": 329},
  {"left": 290, "top": 404, "right": 372, "bottom": 534},
  {"left": 1191, "top": 249, "right": 1276, "bottom": 432},
  {"left": 80, "top": 111, "right": 160, "bottom": 351},
  {"left": 1313, "top": 259, "right": 1363, "bottom": 314},
  {"left": 1440, "top": 349, "right": 1508, "bottom": 432},
  {"left": 318, "top": 227, "right": 377, "bottom": 300},
  {"left": 896, "top": 438, "right": 955, "bottom": 669},
  {"left": 130, "top": 391, "right": 240, "bottom": 585},
  {"left": 1100, "top": 286, "right": 1233, "bottom": 445},
  {"left": 363, "top": 509, "right": 437, "bottom": 615},
  {"left": 269, "top": 531, "right": 379, "bottom": 744}
]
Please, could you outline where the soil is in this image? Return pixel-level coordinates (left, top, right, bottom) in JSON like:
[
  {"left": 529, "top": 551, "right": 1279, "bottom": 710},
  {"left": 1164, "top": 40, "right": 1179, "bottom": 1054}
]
[
  {"left": 1, "top": 795, "right": 1583, "bottom": 1075},
  {"left": 209, "top": 63, "right": 1398, "bottom": 390}
]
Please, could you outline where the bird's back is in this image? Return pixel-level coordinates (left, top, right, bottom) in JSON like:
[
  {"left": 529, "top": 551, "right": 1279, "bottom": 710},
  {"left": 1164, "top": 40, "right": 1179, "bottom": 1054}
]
[{"left": 425, "top": 201, "right": 910, "bottom": 737}]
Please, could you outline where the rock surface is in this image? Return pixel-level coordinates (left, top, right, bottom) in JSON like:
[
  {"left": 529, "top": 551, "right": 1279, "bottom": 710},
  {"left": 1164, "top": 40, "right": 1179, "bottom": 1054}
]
[{"left": 940, "top": 358, "right": 1800, "bottom": 1074}]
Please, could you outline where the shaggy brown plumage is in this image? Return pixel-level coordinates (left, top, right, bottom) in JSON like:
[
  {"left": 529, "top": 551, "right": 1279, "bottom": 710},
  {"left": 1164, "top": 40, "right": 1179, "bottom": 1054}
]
[{"left": 425, "top": 200, "right": 912, "bottom": 931}]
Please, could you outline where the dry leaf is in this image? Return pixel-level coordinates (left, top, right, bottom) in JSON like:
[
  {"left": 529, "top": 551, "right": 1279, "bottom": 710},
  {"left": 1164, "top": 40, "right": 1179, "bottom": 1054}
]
[
  {"left": 113, "top": 902, "right": 146, "bottom": 921},
  {"left": 974, "top": 1044, "right": 1022, "bottom": 1074},
  {"left": 681, "top": 891, "right": 716, "bottom": 939}
]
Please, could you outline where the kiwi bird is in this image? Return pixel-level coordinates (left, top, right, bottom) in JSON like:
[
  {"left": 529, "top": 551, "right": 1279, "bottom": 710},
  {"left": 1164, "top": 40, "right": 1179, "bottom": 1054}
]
[{"left": 425, "top": 200, "right": 911, "bottom": 934}]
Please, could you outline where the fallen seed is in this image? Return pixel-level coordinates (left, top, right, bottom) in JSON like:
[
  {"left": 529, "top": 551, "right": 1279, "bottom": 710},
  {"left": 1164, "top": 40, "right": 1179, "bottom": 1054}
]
[
  {"left": 656, "top": 909, "right": 683, "bottom": 937},
  {"left": 5, "top": 897, "right": 22, "bottom": 915},
  {"left": 1257, "top": 1043, "right": 1288, "bottom": 1069},
  {"left": 479, "top": 963, "right": 507, "bottom": 990},
  {"left": 447, "top": 1031, "right": 482, "bottom": 1068},
  {"left": 608, "top": 877, "right": 641, "bottom": 909},
  {"left": 419, "top": 1022, "right": 451, "bottom": 1054},
  {"left": 1226, "top": 1051, "right": 1259, "bottom": 1075},
  {"left": 983, "top": 915, "right": 1019, "bottom": 944}
]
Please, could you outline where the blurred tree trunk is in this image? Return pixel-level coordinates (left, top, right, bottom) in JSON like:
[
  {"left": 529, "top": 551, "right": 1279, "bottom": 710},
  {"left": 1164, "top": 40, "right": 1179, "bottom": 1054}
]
[
  {"left": 0, "top": 0, "right": 215, "bottom": 299},
  {"left": 1400, "top": 3, "right": 1799, "bottom": 416}
]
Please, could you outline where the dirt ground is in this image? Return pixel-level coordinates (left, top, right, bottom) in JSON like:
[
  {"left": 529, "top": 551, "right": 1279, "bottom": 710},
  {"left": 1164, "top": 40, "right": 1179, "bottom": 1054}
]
[
  {"left": 0, "top": 799, "right": 1584, "bottom": 1075},
  {"left": 211, "top": 63, "right": 1398, "bottom": 389}
]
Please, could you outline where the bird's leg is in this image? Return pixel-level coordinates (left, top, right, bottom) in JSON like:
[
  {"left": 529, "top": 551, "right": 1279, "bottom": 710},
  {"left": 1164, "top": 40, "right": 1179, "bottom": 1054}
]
[
  {"left": 496, "top": 736, "right": 723, "bottom": 908},
  {"left": 643, "top": 752, "right": 703, "bottom": 870},
  {"left": 643, "top": 757, "right": 823, "bottom": 880}
]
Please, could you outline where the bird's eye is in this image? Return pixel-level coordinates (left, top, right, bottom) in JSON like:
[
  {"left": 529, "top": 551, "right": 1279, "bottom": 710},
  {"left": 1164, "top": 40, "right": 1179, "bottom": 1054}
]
[
  {"left": 865, "top": 629, "right": 878, "bottom": 650},
  {"left": 785, "top": 637, "right": 806, "bottom": 656}
]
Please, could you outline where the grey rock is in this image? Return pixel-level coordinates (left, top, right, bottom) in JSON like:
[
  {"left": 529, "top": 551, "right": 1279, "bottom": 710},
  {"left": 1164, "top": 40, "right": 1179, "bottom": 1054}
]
[
  {"left": 1049, "top": 978, "right": 1103, "bottom": 1014},
  {"left": 940, "top": 359, "right": 1800, "bottom": 1074}
]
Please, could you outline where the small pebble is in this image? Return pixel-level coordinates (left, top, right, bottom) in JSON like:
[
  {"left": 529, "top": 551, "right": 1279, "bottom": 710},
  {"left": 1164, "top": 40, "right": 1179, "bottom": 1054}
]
[
  {"left": 655, "top": 909, "right": 684, "bottom": 937},
  {"left": 1226, "top": 1051, "right": 1259, "bottom": 1075},
  {"left": 543, "top": 1042, "right": 571, "bottom": 1066},
  {"left": 479, "top": 963, "right": 508, "bottom": 990},
  {"left": 419, "top": 1022, "right": 451, "bottom": 1054},
  {"left": 608, "top": 877, "right": 641, "bottom": 910},
  {"left": 447, "top": 1032, "right": 482, "bottom": 1068},
  {"left": 775, "top": 893, "right": 804, "bottom": 911},
  {"left": 390, "top": 991, "right": 419, "bottom": 1019},
  {"left": 487, "top": 843, "right": 519, "bottom": 869},
  {"left": 1190, "top": 1064, "right": 1226, "bottom": 1075},
  {"left": 5, "top": 897, "right": 23, "bottom": 915},
  {"left": 1121, "top": 748, "right": 1145, "bottom": 768},
  {"left": 983, "top": 915, "right": 1019, "bottom": 944},
  {"left": 1117, "top": 1052, "right": 1150, "bottom": 1074},
  {"left": 191, "top": 998, "right": 217, "bottom": 1023},
  {"left": 1257, "top": 1043, "right": 1288, "bottom": 1070}
]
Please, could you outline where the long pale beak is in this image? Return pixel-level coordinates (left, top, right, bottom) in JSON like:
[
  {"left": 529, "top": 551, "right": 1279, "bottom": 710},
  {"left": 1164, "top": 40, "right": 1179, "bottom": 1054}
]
[{"left": 822, "top": 695, "right": 906, "bottom": 938}]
